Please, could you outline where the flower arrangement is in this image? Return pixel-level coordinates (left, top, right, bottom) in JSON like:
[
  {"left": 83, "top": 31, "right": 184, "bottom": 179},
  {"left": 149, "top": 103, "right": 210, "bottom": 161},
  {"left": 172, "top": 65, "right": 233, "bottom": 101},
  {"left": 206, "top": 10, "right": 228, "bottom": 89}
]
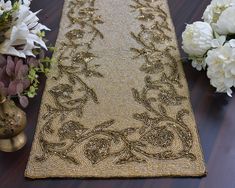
[
  {"left": 0, "top": 0, "right": 54, "bottom": 107},
  {"left": 182, "top": 0, "right": 235, "bottom": 96}
]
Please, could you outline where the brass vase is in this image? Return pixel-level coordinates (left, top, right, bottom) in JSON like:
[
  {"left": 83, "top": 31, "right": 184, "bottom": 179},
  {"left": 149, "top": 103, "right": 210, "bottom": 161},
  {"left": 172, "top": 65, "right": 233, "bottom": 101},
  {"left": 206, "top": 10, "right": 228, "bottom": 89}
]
[{"left": 0, "top": 96, "right": 27, "bottom": 152}]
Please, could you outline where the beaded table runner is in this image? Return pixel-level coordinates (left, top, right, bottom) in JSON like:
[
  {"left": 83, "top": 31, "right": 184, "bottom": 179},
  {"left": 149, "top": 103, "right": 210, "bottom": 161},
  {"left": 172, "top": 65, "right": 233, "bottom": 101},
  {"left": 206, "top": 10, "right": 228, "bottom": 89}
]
[{"left": 25, "top": 0, "right": 206, "bottom": 178}]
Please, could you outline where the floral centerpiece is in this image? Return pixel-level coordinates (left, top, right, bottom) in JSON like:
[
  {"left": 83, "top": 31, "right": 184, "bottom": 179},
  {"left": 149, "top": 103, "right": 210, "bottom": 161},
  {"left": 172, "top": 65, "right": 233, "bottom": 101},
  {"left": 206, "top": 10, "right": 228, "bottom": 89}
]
[
  {"left": 0, "top": 0, "right": 54, "bottom": 152},
  {"left": 0, "top": 0, "right": 53, "bottom": 107},
  {"left": 182, "top": 0, "right": 235, "bottom": 96}
]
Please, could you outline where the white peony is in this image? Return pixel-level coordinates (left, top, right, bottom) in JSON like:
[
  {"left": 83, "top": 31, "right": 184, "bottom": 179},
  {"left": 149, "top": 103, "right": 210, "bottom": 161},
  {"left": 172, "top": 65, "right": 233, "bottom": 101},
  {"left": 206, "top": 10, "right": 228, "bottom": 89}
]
[
  {"left": 0, "top": 0, "right": 50, "bottom": 58},
  {"left": 182, "top": 21, "right": 214, "bottom": 57},
  {"left": 206, "top": 41, "right": 235, "bottom": 96},
  {"left": 191, "top": 36, "right": 226, "bottom": 71},
  {"left": 214, "top": 7, "right": 235, "bottom": 35},
  {"left": 0, "top": 0, "right": 12, "bottom": 16},
  {"left": 202, "top": 0, "right": 235, "bottom": 35},
  {"left": 211, "top": 35, "right": 226, "bottom": 48}
]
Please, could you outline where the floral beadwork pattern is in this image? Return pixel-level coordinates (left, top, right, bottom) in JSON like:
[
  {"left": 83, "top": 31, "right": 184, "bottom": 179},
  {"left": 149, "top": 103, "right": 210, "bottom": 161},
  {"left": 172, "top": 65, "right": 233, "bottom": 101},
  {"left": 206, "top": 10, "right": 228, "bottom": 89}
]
[
  {"left": 35, "top": 0, "right": 196, "bottom": 166},
  {"left": 36, "top": 0, "right": 108, "bottom": 164},
  {"left": 130, "top": 0, "right": 195, "bottom": 161}
]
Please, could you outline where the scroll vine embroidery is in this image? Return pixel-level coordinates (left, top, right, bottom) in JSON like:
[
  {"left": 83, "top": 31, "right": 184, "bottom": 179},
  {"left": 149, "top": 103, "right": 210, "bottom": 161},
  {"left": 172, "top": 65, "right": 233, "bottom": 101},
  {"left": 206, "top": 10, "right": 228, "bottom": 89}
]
[
  {"left": 130, "top": 0, "right": 196, "bottom": 161},
  {"left": 35, "top": 0, "right": 196, "bottom": 166}
]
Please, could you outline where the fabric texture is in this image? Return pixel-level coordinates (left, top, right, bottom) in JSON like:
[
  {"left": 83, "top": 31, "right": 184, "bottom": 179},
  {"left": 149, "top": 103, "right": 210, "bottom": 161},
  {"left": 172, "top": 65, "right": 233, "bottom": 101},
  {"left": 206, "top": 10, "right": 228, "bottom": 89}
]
[{"left": 25, "top": 0, "right": 206, "bottom": 178}]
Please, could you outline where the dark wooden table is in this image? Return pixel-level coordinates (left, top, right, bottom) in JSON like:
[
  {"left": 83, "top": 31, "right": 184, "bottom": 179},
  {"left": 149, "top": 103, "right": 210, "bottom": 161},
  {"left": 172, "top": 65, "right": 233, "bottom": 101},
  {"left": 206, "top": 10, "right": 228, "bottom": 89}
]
[{"left": 1, "top": 0, "right": 235, "bottom": 187}]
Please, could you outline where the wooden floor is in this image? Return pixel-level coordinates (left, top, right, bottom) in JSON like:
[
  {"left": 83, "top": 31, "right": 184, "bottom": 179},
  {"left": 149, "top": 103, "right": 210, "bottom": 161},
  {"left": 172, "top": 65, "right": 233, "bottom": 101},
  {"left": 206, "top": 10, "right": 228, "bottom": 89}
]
[{"left": 1, "top": 0, "right": 234, "bottom": 187}]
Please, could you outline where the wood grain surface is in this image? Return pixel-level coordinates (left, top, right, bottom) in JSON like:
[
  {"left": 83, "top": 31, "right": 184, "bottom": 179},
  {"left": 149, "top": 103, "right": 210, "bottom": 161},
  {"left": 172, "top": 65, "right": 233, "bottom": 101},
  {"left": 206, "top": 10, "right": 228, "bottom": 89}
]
[{"left": 0, "top": 0, "right": 234, "bottom": 187}]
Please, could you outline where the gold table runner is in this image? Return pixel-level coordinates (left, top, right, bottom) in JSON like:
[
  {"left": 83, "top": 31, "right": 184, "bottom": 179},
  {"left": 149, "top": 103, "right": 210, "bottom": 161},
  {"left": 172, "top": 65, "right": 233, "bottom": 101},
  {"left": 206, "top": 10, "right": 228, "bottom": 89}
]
[{"left": 25, "top": 0, "right": 206, "bottom": 178}]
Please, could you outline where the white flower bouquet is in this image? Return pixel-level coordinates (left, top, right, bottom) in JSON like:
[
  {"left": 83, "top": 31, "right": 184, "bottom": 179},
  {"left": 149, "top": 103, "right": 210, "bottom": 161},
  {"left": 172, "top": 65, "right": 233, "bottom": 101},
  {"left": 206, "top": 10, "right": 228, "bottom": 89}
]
[
  {"left": 0, "top": 0, "right": 54, "bottom": 107},
  {"left": 182, "top": 0, "right": 235, "bottom": 96}
]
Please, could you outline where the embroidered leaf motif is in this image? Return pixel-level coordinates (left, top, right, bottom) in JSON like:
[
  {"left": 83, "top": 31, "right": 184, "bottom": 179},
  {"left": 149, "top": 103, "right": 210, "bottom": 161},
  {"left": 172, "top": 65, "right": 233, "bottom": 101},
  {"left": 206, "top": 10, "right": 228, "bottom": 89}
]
[
  {"left": 65, "top": 29, "right": 85, "bottom": 40},
  {"left": 59, "top": 154, "right": 80, "bottom": 165},
  {"left": 176, "top": 109, "right": 190, "bottom": 124},
  {"left": 58, "top": 121, "right": 87, "bottom": 140},
  {"left": 158, "top": 91, "right": 186, "bottom": 106},
  {"left": 41, "top": 139, "right": 66, "bottom": 151},
  {"left": 93, "top": 120, "right": 115, "bottom": 131},
  {"left": 138, "top": 125, "right": 148, "bottom": 135},
  {"left": 121, "top": 127, "right": 139, "bottom": 137},
  {"left": 115, "top": 150, "right": 146, "bottom": 165},
  {"left": 85, "top": 70, "right": 103, "bottom": 78},
  {"left": 131, "top": 88, "right": 141, "bottom": 102},
  {"left": 158, "top": 104, "right": 167, "bottom": 115},
  {"left": 131, "top": 141, "right": 146, "bottom": 147}
]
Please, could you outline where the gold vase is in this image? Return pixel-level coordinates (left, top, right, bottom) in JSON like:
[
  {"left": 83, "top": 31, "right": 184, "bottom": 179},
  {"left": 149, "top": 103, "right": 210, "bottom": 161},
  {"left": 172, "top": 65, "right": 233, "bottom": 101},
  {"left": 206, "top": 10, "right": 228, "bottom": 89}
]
[{"left": 0, "top": 96, "right": 27, "bottom": 152}]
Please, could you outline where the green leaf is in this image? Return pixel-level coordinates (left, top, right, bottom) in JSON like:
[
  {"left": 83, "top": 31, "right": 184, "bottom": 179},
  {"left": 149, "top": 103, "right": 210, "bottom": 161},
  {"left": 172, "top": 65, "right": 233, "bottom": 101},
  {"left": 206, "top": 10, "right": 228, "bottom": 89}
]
[
  {"left": 12, "top": 2, "right": 20, "bottom": 11},
  {"left": 37, "top": 31, "right": 45, "bottom": 38}
]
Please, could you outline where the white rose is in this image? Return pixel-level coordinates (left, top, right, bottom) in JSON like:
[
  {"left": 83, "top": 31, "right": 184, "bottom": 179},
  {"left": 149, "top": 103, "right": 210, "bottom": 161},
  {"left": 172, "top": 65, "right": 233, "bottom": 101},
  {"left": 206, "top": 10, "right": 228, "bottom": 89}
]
[
  {"left": 182, "top": 21, "right": 214, "bottom": 57},
  {"left": 202, "top": 0, "right": 235, "bottom": 35},
  {"left": 206, "top": 41, "right": 235, "bottom": 96}
]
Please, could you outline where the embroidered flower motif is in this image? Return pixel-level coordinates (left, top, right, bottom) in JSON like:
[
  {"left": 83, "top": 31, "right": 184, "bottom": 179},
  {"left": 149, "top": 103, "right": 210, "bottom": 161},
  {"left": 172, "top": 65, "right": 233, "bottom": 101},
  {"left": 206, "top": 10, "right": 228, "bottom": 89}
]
[
  {"left": 141, "top": 126, "right": 174, "bottom": 148},
  {"left": 84, "top": 138, "right": 111, "bottom": 164}
]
